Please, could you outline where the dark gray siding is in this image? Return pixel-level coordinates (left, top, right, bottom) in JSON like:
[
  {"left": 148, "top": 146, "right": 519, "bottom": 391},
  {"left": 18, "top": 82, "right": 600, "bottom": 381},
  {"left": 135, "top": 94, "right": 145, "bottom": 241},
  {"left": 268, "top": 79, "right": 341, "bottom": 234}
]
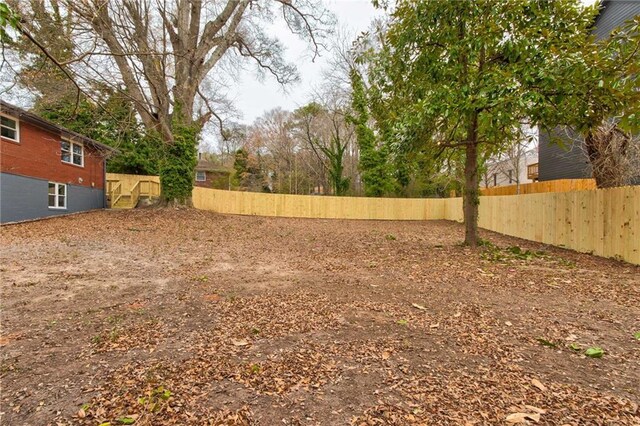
[
  {"left": 0, "top": 173, "right": 105, "bottom": 223},
  {"left": 594, "top": 1, "right": 640, "bottom": 41},
  {"left": 538, "top": 128, "right": 592, "bottom": 181}
]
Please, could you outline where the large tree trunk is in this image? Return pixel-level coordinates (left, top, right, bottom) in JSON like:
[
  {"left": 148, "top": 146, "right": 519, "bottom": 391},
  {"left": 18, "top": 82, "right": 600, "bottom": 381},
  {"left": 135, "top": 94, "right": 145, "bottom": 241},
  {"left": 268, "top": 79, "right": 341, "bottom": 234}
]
[
  {"left": 585, "top": 123, "right": 630, "bottom": 188},
  {"left": 463, "top": 114, "right": 480, "bottom": 246},
  {"left": 159, "top": 115, "right": 200, "bottom": 206}
]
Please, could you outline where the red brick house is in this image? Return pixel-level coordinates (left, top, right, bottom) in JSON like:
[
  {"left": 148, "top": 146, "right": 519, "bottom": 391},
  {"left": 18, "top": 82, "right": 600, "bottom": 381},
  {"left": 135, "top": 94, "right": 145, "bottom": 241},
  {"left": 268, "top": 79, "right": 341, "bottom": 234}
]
[
  {"left": 195, "top": 157, "right": 232, "bottom": 190},
  {"left": 1, "top": 100, "right": 115, "bottom": 223}
]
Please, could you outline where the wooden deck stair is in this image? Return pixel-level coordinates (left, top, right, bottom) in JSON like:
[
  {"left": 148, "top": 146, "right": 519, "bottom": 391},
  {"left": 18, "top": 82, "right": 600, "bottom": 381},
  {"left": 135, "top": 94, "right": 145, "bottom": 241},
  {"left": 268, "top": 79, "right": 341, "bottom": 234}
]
[
  {"left": 107, "top": 174, "right": 161, "bottom": 209},
  {"left": 111, "top": 193, "right": 136, "bottom": 209}
]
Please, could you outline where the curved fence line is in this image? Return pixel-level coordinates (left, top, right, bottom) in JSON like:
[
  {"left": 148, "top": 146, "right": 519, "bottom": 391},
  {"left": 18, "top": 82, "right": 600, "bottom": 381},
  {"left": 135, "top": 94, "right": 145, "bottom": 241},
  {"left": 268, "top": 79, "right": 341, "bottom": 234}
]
[{"left": 193, "top": 186, "right": 639, "bottom": 265}]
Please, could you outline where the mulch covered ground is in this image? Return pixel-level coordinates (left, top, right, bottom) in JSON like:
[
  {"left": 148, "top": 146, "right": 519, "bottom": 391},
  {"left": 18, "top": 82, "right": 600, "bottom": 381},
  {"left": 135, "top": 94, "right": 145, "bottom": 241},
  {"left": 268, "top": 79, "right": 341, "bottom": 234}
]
[{"left": 1, "top": 209, "right": 638, "bottom": 425}]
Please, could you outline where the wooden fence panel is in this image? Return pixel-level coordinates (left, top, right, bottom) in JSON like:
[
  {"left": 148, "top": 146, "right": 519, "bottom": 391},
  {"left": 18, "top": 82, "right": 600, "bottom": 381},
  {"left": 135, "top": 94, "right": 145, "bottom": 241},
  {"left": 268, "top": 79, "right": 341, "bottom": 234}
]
[
  {"left": 192, "top": 187, "right": 446, "bottom": 221},
  {"left": 481, "top": 178, "right": 596, "bottom": 196},
  {"left": 470, "top": 187, "right": 640, "bottom": 265}
]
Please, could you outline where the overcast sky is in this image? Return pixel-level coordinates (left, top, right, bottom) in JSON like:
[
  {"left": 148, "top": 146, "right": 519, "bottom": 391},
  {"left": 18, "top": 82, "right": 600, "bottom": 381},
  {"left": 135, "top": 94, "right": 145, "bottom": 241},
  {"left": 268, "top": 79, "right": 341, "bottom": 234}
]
[{"left": 229, "top": 0, "right": 380, "bottom": 125}]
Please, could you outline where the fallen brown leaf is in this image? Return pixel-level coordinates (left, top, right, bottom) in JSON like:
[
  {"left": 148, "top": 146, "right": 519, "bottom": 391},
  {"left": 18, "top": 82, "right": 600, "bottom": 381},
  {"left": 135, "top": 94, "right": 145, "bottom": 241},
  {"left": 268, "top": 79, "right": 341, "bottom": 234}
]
[{"left": 531, "top": 378, "right": 547, "bottom": 392}]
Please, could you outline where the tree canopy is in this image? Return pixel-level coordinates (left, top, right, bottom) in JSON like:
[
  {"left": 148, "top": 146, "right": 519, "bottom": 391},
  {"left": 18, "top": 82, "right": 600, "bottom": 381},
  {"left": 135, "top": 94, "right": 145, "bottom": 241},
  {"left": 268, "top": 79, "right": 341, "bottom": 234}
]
[{"left": 6, "top": 0, "right": 333, "bottom": 204}]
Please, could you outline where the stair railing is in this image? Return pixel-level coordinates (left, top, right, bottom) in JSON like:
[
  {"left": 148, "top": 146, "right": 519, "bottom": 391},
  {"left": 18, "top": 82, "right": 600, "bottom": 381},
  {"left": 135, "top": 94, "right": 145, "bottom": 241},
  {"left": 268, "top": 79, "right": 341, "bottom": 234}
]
[
  {"left": 130, "top": 180, "right": 141, "bottom": 208},
  {"left": 110, "top": 181, "right": 122, "bottom": 207}
]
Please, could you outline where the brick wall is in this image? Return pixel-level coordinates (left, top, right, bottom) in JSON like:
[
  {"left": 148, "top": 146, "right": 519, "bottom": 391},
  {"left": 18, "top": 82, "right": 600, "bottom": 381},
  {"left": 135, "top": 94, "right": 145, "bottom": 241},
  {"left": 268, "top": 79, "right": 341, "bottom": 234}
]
[
  {"left": 195, "top": 170, "right": 230, "bottom": 190},
  {"left": 1, "top": 119, "right": 105, "bottom": 189}
]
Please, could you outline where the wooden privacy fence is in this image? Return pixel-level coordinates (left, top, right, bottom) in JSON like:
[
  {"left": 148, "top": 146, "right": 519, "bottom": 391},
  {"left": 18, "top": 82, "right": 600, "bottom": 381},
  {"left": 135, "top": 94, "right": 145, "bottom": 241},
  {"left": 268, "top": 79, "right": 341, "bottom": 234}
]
[
  {"left": 475, "top": 186, "right": 639, "bottom": 265},
  {"left": 192, "top": 187, "right": 447, "bottom": 220},
  {"left": 193, "top": 186, "right": 639, "bottom": 265},
  {"left": 481, "top": 178, "right": 596, "bottom": 196}
]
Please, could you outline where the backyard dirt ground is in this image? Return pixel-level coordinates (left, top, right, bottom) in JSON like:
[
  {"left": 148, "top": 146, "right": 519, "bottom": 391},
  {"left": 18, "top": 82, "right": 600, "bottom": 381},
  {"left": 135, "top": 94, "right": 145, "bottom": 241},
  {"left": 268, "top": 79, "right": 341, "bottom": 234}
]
[{"left": 1, "top": 209, "right": 639, "bottom": 426}]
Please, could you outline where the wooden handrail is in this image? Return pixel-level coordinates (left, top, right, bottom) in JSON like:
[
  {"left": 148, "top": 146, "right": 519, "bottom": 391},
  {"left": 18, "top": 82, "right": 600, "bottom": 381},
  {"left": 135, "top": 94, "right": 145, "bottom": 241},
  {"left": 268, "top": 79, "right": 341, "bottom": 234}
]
[
  {"left": 110, "top": 182, "right": 122, "bottom": 207},
  {"left": 130, "top": 181, "right": 141, "bottom": 208}
]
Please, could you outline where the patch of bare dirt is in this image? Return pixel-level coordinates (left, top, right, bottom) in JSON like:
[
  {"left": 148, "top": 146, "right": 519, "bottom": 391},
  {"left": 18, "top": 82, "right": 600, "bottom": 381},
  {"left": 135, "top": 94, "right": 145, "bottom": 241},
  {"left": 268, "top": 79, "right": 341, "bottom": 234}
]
[{"left": 1, "top": 209, "right": 638, "bottom": 425}]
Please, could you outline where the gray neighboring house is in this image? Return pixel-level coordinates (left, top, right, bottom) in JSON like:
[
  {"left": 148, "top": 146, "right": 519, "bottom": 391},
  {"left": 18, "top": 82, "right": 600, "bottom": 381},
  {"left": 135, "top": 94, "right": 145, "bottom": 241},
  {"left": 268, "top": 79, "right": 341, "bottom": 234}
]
[
  {"left": 1, "top": 101, "right": 116, "bottom": 224},
  {"left": 538, "top": 0, "right": 640, "bottom": 182}
]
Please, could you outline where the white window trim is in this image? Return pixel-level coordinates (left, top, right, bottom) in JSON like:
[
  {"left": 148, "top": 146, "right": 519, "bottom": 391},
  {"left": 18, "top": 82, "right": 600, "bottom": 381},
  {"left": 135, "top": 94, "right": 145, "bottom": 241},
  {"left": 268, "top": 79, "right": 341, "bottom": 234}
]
[
  {"left": 0, "top": 113, "right": 20, "bottom": 143},
  {"left": 48, "top": 182, "right": 67, "bottom": 210},
  {"left": 61, "top": 139, "right": 84, "bottom": 167},
  {"left": 195, "top": 171, "right": 206, "bottom": 182}
]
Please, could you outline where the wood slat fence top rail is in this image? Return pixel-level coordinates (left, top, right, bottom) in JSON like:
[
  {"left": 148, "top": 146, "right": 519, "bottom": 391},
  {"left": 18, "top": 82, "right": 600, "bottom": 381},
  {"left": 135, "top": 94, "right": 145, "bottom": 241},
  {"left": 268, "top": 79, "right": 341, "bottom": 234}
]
[
  {"left": 481, "top": 178, "right": 596, "bottom": 196},
  {"left": 193, "top": 186, "right": 639, "bottom": 265}
]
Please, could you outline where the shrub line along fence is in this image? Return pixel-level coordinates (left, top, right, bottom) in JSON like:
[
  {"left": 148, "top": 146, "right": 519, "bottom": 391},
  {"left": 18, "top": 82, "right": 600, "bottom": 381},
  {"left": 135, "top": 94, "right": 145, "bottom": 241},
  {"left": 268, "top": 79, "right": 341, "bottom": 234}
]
[
  {"left": 192, "top": 186, "right": 640, "bottom": 265},
  {"left": 480, "top": 178, "right": 596, "bottom": 196}
]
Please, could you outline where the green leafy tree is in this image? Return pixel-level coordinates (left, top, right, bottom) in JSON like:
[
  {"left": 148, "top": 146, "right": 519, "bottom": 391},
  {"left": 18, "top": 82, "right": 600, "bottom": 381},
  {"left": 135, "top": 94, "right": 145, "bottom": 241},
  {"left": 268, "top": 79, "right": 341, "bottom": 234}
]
[
  {"left": 367, "top": 0, "right": 596, "bottom": 245},
  {"left": 35, "top": 93, "right": 162, "bottom": 175},
  {"left": 232, "top": 148, "right": 267, "bottom": 192},
  {"left": 232, "top": 148, "right": 250, "bottom": 189},
  {"left": 349, "top": 69, "right": 394, "bottom": 197},
  {"left": 0, "top": 2, "right": 18, "bottom": 42}
]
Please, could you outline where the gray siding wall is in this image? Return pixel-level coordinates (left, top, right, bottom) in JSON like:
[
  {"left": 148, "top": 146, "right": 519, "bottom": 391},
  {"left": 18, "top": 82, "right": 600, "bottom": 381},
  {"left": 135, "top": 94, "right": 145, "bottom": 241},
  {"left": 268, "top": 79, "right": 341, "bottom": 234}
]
[
  {"left": 538, "top": 128, "right": 592, "bottom": 181},
  {"left": 0, "top": 173, "right": 105, "bottom": 223},
  {"left": 594, "top": 1, "right": 640, "bottom": 41}
]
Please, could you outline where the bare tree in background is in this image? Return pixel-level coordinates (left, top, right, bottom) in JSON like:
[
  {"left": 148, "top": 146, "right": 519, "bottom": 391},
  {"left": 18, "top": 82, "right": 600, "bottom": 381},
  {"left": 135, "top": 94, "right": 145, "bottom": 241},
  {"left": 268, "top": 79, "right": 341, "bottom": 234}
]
[
  {"left": 313, "top": 26, "right": 369, "bottom": 194},
  {"left": 294, "top": 87, "right": 355, "bottom": 196},
  {"left": 218, "top": 122, "right": 248, "bottom": 166},
  {"left": 7, "top": 0, "right": 333, "bottom": 204},
  {"left": 5, "top": 0, "right": 77, "bottom": 104},
  {"left": 251, "top": 108, "right": 304, "bottom": 194},
  {"left": 556, "top": 120, "right": 640, "bottom": 188}
]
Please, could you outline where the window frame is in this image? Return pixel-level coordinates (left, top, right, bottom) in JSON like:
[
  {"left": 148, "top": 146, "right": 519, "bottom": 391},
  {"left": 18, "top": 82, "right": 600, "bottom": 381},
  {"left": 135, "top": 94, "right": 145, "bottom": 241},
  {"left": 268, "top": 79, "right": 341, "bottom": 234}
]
[
  {"left": 48, "top": 182, "right": 67, "bottom": 210},
  {"left": 195, "top": 171, "right": 206, "bottom": 182},
  {"left": 0, "top": 113, "right": 19, "bottom": 143},
  {"left": 61, "top": 139, "right": 84, "bottom": 167}
]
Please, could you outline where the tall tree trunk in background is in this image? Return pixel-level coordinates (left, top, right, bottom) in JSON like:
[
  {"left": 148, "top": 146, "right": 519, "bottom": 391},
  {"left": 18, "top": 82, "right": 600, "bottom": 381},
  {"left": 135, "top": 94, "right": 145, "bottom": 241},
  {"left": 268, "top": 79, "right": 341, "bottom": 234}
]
[
  {"left": 585, "top": 123, "right": 631, "bottom": 188},
  {"left": 463, "top": 113, "right": 480, "bottom": 246}
]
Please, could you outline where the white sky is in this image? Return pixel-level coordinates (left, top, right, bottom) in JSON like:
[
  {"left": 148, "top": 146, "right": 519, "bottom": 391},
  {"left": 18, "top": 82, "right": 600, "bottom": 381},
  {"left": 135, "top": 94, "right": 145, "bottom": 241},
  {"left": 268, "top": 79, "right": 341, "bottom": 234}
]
[{"left": 230, "top": 0, "right": 380, "bottom": 125}]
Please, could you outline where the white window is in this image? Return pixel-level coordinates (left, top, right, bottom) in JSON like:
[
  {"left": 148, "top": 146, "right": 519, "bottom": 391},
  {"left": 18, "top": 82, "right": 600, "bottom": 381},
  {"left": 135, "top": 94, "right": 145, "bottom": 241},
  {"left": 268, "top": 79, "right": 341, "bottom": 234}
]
[
  {"left": 61, "top": 140, "right": 84, "bottom": 166},
  {"left": 1, "top": 114, "right": 19, "bottom": 142},
  {"left": 195, "top": 171, "right": 206, "bottom": 182},
  {"left": 48, "top": 182, "right": 67, "bottom": 209}
]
